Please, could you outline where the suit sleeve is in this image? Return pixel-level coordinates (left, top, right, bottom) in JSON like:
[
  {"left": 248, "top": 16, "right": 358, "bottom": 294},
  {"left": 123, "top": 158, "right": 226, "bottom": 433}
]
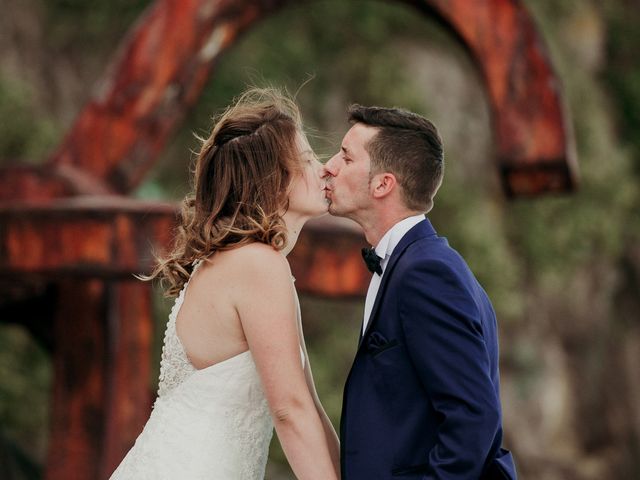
[{"left": 398, "top": 257, "right": 501, "bottom": 479}]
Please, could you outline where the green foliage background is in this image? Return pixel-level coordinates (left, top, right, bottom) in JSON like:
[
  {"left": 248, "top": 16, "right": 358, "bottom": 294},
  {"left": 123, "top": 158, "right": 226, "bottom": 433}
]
[{"left": 1, "top": 0, "right": 639, "bottom": 479}]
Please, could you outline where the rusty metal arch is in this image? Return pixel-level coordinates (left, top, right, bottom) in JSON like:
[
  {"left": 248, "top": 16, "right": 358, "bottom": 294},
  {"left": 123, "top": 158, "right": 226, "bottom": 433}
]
[
  {"left": 0, "top": 1, "right": 577, "bottom": 479},
  {"left": 53, "top": 0, "right": 579, "bottom": 196}
]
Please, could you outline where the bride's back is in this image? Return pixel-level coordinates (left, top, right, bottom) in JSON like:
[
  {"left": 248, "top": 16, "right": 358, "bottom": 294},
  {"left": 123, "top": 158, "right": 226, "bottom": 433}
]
[
  {"left": 111, "top": 243, "right": 278, "bottom": 480},
  {"left": 175, "top": 242, "right": 281, "bottom": 370}
]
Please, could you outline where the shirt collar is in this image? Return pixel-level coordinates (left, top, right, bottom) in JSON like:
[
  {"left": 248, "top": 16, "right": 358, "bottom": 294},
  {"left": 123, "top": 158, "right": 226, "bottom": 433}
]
[{"left": 374, "top": 214, "right": 426, "bottom": 261}]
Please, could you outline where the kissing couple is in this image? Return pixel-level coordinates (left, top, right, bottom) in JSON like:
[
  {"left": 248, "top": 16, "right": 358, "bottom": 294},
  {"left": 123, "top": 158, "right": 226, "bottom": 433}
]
[{"left": 110, "top": 87, "right": 516, "bottom": 480}]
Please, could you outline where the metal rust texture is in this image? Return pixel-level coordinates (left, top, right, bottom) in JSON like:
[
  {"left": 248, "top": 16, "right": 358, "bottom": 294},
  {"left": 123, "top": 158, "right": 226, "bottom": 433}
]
[
  {"left": 47, "top": 0, "right": 293, "bottom": 194},
  {"left": 0, "top": 197, "right": 366, "bottom": 296},
  {"left": 44, "top": 279, "right": 153, "bottom": 480},
  {"left": 0, "top": 165, "right": 75, "bottom": 201},
  {"left": 290, "top": 217, "right": 369, "bottom": 298},
  {"left": 45, "top": 280, "right": 110, "bottom": 480},
  {"left": 403, "top": 0, "right": 578, "bottom": 196},
  {"left": 0, "top": 197, "right": 176, "bottom": 277},
  {"left": 99, "top": 281, "right": 154, "bottom": 478}
]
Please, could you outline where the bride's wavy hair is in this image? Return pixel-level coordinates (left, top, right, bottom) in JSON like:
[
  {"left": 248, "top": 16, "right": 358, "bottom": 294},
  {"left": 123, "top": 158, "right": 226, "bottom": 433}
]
[{"left": 144, "top": 87, "right": 304, "bottom": 296}]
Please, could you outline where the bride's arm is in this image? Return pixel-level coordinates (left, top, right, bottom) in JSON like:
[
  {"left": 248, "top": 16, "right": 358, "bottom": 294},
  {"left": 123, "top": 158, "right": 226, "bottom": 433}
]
[
  {"left": 233, "top": 244, "right": 338, "bottom": 480},
  {"left": 301, "top": 346, "right": 341, "bottom": 478},
  {"left": 295, "top": 305, "right": 341, "bottom": 478}
]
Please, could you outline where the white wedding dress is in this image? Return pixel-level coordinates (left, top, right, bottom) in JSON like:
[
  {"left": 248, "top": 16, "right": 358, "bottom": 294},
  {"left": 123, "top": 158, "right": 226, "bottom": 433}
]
[{"left": 110, "top": 260, "right": 303, "bottom": 480}]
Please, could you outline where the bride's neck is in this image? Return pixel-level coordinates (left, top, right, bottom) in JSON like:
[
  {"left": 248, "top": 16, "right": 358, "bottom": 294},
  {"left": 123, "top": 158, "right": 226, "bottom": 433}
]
[{"left": 281, "top": 211, "right": 309, "bottom": 257}]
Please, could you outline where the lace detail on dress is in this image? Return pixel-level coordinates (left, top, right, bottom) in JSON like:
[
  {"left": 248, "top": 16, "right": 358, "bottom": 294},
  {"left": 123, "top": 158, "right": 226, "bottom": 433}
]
[
  {"left": 225, "top": 394, "right": 274, "bottom": 478},
  {"left": 156, "top": 261, "right": 203, "bottom": 401}
]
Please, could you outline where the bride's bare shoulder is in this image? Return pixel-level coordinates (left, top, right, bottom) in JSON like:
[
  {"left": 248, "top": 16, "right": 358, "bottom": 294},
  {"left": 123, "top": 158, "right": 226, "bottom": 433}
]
[
  {"left": 223, "top": 242, "right": 285, "bottom": 262},
  {"left": 215, "top": 243, "right": 290, "bottom": 280}
]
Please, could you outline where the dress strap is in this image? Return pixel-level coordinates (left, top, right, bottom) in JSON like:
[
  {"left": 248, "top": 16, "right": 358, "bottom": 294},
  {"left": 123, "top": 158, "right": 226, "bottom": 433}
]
[
  {"left": 171, "top": 259, "right": 204, "bottom": 318},
  {"left": 189, "top": 258, "right": 209, "bottom": 281}
]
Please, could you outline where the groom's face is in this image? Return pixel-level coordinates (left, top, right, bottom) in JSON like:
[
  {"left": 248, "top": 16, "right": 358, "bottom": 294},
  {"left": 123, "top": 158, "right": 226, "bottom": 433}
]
[{"left": 323, "top": 123, "right": 378, "bottom": 218}]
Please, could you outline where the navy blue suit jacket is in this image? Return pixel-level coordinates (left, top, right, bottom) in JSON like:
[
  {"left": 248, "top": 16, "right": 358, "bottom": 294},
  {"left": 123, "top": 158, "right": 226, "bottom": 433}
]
[{"left": 340, "top": 218, "right": 516, "bottom": 479}]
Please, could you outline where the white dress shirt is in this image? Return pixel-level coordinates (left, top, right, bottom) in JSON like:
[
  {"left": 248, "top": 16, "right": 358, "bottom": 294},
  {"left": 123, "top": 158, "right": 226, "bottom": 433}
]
[{"left": 362, "top": 214, "right": 426, "bottom": 334}]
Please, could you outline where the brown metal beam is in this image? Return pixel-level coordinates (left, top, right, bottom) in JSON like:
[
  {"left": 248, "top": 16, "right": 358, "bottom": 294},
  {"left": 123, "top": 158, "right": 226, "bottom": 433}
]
[
  {"left": 100, "top": 281, "right": 154, "bottom": 479},
  {"left": 45, "top": 280, "right": 153, "bottom": 480},
  {"left": 0, "top": 197, "right": 176, "bottom": 278},
  {"left": 46, "top": 280, "right": 110, "bottom": 480},
  {"left": 0, "top": 199, "right": 369, "bottom": 297},
  {"left": 289, "top": 216, "right": 369, "bottom": 298}
]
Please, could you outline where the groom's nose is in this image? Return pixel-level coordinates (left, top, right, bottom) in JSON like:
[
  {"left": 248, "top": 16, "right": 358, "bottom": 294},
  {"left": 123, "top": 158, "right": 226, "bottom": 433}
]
[{"left": 323, "top": 154, "right": 338, "bottom": 177}]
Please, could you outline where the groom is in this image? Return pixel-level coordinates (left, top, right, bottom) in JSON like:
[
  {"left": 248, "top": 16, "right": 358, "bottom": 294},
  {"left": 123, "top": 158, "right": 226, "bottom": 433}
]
[{"left": 323, "top": 105, "right": 516, "bottom": 479}]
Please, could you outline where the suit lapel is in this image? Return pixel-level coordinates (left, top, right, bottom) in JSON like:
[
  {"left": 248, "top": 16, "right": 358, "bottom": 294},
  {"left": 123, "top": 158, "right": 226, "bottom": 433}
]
[{"left": 358, "top": 218, "right": 437, "bottom": 349}]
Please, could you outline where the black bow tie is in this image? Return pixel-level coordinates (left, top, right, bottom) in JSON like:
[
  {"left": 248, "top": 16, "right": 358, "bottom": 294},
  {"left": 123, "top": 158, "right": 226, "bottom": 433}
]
[{"left": 362, "top": 247, "right": 383, "bottom": 275}]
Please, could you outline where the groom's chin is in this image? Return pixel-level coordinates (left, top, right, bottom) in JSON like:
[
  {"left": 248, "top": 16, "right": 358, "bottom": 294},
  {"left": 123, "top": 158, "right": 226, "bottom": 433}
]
[
  {"left": 327, "top": 205, "right": 342, "bottom": 217},
  {"left": 326, "top": 198, "right": 346, "bottom": 217}
]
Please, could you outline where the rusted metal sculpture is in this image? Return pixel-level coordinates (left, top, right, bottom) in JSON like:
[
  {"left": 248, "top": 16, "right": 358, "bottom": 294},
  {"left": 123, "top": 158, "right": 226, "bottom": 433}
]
[{"left": 0, "top": 0, "right": 577, "bottom": 478}]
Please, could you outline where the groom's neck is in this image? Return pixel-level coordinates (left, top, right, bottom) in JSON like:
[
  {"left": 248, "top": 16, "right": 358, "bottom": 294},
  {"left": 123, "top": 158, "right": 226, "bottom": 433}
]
[{"left": 360, "top": 206, "right": 422, "bottom": 247}]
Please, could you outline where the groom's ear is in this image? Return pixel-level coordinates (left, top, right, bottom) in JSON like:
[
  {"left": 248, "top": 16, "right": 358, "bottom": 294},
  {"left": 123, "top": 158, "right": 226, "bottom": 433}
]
[{"left": 371, "top": 172, "right": 397, "bottom": 199}]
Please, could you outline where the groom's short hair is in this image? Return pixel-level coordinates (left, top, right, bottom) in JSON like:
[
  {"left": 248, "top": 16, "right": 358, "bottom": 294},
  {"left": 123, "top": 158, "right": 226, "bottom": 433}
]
[{"left": 348, "top": 104, "right": 444, "bottom": 212}]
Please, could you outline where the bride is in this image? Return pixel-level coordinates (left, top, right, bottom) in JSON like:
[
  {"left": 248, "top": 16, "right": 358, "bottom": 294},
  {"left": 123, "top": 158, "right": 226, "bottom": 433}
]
[{"left": 109, "top": 88, "right": 340, "bottom": 479}]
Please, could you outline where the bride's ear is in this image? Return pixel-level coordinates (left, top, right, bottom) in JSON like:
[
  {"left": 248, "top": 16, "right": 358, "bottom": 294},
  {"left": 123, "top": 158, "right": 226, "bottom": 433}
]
[{"left": 371, "top": 172, "right": 397, "bottom": 199}]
